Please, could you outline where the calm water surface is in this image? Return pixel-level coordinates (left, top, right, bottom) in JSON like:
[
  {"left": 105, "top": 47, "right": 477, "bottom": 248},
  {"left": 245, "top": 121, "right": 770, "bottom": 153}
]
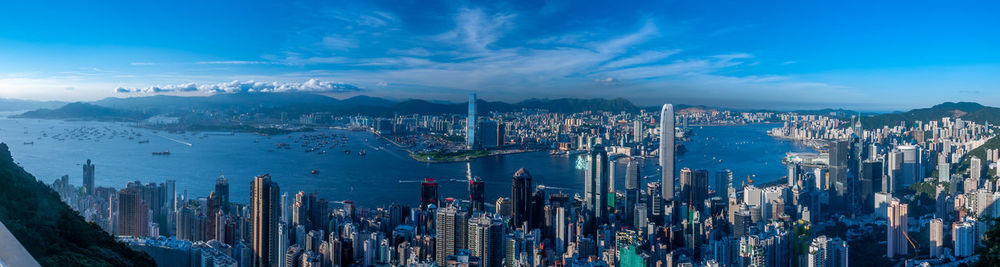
[{"left": 0, "top": 116, "right": 810, "bottom": 207}]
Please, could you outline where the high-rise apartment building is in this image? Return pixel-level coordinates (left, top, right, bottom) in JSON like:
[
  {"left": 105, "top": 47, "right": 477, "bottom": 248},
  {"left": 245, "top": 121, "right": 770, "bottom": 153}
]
[{"left": 251, "top": 174, "right": 281, "bottom": 267}]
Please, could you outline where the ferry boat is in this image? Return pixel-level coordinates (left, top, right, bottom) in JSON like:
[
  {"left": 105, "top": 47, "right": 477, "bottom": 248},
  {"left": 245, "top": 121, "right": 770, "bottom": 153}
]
[{"left": 152, "top": 151, "right": 171, "bottom": 156}]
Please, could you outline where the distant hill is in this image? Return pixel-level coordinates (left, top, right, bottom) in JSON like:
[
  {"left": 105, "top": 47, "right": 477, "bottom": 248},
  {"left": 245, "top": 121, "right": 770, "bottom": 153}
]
[
  {"left": 0, "top": 143, "right": 154, "bottom": 266},
  {"left": 84, "top": 93, "right": 643, "bottom": 116},
  {"left": 860, "top": 102, "right": 1000, "bottom": 129},
  {"left": 15, "top": 102, "right": 147, "bottom": 121},
  {"left": 0, "top": 98, "right": 66, "bottom": 112}
]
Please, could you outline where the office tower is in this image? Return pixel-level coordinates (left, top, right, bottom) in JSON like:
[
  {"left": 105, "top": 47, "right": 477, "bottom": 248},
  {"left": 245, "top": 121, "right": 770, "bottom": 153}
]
[
  {"left": 252, "top": 174, "right": 281, "bottom": 267},
  {"left": 529, "top": 189, "right": 546, "bottom": 229},
  {"left": 886, "top": 198, "right": 908, "bottom": 258},
  {"left": 479, "top": 120, "right": 504, "bottom": 148},
  {"left": 468, "top": 214, "right": 503, "bottom": 267},
  {"left": 860, "top": 160, "right": 883, "bottom": 213},
  {"left": 116, "top": 186, "right": 148, "bottom": 237},
  {"left": 938, "top": 163, "right": 951, "bottom": 183},
  {"left": 512, "top": 168, "right": 532, "bottom": 228},
  {"left": 633, "top": 120, "right": 642, "bottom": 143},
  {"left": 716, "top": 169, "right": 733, "bottom": 198},
  {"left": 216, "top": 175, "right": 230, "bottom": 213},
  {"left": 661, "top": 104, "right": 675, "bottom": 202},
  {"left": 83, "top": 159, "right": 95, "bottom": 195},
  {"left": 435, "top": 205, "right": 459, "bottom": 265},
  {"left": 814, "top": 168, "right": 826, "bottom": 191},
  {"left": 929, "top": 218, "right": 943, "bottom": 258},
  {"left": 609, "top": 160, "right": 617, "bottom": 194},
  {"left": 420, "top": 178, "right": 439, "bottom": 209},
  {"left": 971, "top": 156, "right": 982, "bottom": 181},
  {"left": 680, "top": 168, "right": 692, "bottom": 205},
  {"left": 585, "top": 145, "right": 609, "bottom": 227},
  {"left": 625, "top": 159, "right": 640, "bottom": 190},
  {"left": 954, "top": 221, "right": 976, "bottom": 257},
  {"left": 787, "top": 163, "right": 800, "bottom": 187},
  {"left": 899, "top": 145, "right": 921, "bottom": 188},
  {"left": 164, "top": 179, "right": 176, "bottom": 213},
  {"left": 886, "top": 150, "right": 903, "bottom": 193},
  {"left": 469, "top": 176, "right": 485, "bottom": 212},
  {"left": 691, "top": 169, "right": 709, "bottom": 208},
  {"left": 467, "top": 93, "right": 477, "bottom": 148}
]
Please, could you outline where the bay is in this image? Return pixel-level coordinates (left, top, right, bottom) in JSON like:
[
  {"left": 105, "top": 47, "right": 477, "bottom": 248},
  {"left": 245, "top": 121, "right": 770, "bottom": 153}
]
[{"left": 0, "top": 116, "right": 811, "bottom": 207}]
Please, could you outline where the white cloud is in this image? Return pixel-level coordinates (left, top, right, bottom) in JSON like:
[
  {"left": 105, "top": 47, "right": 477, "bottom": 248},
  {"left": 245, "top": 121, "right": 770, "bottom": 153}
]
[
  {"left": 436, "top": 8, "right": 516, "bottom": 51},
  {"left": 115, "top": 79, "right": 361, "bottom": 94},
  {"left": 601, "top": 49, "right": 682, "bottom": 69}
]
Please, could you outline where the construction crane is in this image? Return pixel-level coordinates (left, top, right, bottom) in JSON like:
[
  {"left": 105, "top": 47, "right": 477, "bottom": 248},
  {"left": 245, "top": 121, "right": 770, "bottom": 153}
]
[{"left": 902, "top": 231, "right": 919, "bottom": 250}]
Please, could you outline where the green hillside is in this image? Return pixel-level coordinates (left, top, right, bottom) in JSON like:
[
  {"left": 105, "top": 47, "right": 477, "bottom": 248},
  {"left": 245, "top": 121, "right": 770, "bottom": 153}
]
[{"left": 0, "top": 143, "right": 155, "bottom": 266}]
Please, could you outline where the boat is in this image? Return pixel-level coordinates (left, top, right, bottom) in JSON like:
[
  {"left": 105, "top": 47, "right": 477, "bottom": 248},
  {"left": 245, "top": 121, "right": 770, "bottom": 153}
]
[
  {"left": 138, "top": 140, "right": 150, "bottom": 144},
  {"left": 23, "top": 142, "right": 33, "bottom": 145},
  {"left": 152, "top": 151, "right": 171, "bottom": 156},
  {"left": 344, "top": 149, "right": 351, "bottom": 155},
  {"left": 311, "top": 170, "right": 320, "bottom": 175},
  {"left": 359, "top": 149, "right": 366, "bottom": 156}
]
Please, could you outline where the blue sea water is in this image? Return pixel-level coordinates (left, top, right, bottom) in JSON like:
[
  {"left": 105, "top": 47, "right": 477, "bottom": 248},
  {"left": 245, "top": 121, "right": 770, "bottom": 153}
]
[{"left": 0, "top": 116, "right": 810, "bottom": 207}]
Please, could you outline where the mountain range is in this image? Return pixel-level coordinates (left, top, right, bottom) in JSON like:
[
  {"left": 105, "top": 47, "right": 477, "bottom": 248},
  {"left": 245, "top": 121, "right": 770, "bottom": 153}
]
[
  {"left": 859, "top": 102, "right": 1000, "bottom": 129},
  {"left": 10, "top": 94, "right": 1000, "bottom": 129}
]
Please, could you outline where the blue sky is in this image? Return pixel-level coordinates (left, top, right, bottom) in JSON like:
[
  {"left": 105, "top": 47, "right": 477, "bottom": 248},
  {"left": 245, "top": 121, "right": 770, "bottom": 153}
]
[{"left": 0, "top": 0, "right": 997, "bottom": 110}]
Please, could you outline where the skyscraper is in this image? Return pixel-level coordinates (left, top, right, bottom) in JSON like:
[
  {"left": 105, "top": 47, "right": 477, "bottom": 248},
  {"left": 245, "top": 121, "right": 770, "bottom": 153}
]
[
  {"left": 116, "top": 186, "right": 148, "bottom": 237},
  {"left": 83, "top": 159, "right": 95, "bottom": 195},
  {"left": 929, "top": 218, "right": 943, "bottom": 258},
  {"left": 468, "top": 214, "right": 503, "bottom": 267},
  {"left": 251, "top": 174, "right": 281, "bottom": 267},
  {"left": 860, "top": 160, "right": 883, "bottom": 213},
  {"left": 660, "top": 104, "right": 675, "bottom": 202},
  {"left": 467, "top": 93, "right": 477, "bottom": 148},
  {"left": 787, "top": 163, "right": 800, "bottom": 187},
  {"left": 954, "top": 221, "right": 976, "bottom": 257},
  {"left": 585, "top": 144, "right": 609, "bottom": 227},
  {"left": 886, "top": 198, "right": 908, "bottom": 258},
  {"left": 469, "top": 176, "right": 485, "bottom": 212},
  {"left": 435, "top": 205, "right": 459, "bottom": 265},
  {"left": 216, "top": 175, "right": 230, "bottom": 213},
  {"left": 625, "top": 159, "right": 640, "bottom": 190},
  {"left": 808, "top": 235, "right": 849, "bottom": 267},
  {"left": 971, "top": 156, "right": 982, "bottom": 181},
  {"left": 420, "top": 178, "right": 439, "bottom": 209},
  {"left": 511, "top": 168, "right": 532, "bottom": 228},
  {"left": 716, "top": 169, "right": 733, "bottom": 198},
  {"left": 899, "top": 145, "right": 921, "bottom": 188}
]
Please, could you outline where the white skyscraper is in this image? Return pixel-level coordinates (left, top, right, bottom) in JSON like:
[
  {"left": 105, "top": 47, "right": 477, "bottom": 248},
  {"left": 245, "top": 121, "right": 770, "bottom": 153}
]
[
  {"left": 929, "top": 218, "right": 943, "bottom": 258},
  {"left": 971, "top": 156, "right": 982, "bottom": 181},
  {"left": 660, "top": 104, "right": 674, "bottom": 202},
  {"left": 887, "top": 198, "right": 908, "bottom": 258}
]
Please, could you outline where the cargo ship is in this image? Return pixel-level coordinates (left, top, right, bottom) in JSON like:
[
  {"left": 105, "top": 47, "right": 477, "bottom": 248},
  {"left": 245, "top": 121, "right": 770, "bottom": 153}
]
[{"left": 152, "top": 151, "right": 171, "bottom": 156}]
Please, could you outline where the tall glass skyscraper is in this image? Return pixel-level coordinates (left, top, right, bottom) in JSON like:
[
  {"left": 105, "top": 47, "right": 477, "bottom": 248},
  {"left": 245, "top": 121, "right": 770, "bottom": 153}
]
[
  {"left": 660, "top": 104, "right": 674, "bottom": 202},
  {"left": 467, "top": 93, "right": 477, "bottom": 148}
]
